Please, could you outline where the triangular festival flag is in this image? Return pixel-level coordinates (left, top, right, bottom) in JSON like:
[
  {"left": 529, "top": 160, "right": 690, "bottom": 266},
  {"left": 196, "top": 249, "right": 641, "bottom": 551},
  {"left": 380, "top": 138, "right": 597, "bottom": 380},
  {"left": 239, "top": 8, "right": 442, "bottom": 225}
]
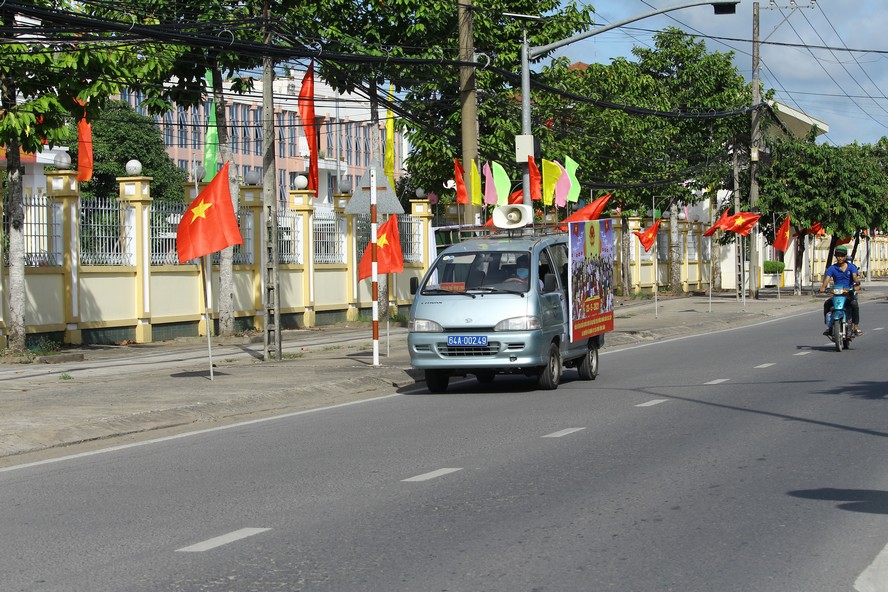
[
  {"left": 202, "top": 71, "right": 218, "bottom": 182},
  {"left": 454, "top": 158, "right": 469, "bottom": 204},
  {"left": 528, "top": 156, "right": 542, "bottom": 201},
  {"left": 176, "top": 161, "right": 243, "bottom": 263},
  {"left": 554, "top": 161, "right": 571, "bottom": 208},
  {"left": 358, "top": 215, "right": 404, "bottom": 281},
  {"left": 541, "top": 159, "right": 562, "bottom": 206},
  {"left": 564, "top": 156, "right": 581, "bottom": 203},
  {"left": 299, "top": 62, "right": 318, "bottom": 193},
  {"left": 483, "top": 161, "right": 497, "bottom": 205},
  {"left": 470, "top": 159, "right": 482, "bottom": 206},
  {"left": 491, "top": 161, "right": 510, "bottom": 206}
]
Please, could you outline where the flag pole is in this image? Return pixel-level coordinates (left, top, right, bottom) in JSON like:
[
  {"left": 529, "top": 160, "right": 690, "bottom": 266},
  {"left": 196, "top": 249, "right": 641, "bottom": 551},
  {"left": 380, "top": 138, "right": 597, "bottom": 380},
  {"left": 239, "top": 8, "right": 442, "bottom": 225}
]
[
  {"left": 774, "top": 213, "right": 781, "bottom": 300},
  {"left": 201, "top": 255, "right": 215, "bottom": 381},
  {"left": 653, "top": 197, "right": 658, "bottom": 318},
  {"left": 370, "top": 168, "right": 380, "bottom": 367}
]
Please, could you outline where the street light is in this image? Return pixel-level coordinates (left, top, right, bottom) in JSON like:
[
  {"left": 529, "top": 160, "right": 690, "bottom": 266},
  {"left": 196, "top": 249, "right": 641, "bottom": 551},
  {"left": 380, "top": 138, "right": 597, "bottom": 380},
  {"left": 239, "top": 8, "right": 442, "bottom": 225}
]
[{"left": 518, "top": 0, "right": 740, "bottom": 204}]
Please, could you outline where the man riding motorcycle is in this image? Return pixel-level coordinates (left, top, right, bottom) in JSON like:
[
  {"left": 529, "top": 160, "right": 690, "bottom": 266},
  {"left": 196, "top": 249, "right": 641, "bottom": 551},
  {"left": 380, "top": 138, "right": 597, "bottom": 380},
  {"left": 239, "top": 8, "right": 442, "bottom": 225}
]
[{"left": 818, "top": 244, "right": 862, "bottom": 336}]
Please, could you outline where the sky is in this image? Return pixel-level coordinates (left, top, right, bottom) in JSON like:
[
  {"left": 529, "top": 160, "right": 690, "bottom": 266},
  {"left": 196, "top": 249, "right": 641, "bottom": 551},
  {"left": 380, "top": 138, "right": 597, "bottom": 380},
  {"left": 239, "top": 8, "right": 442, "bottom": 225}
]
[{"left": 550, "top": 0, "right": 888, "bottom": 147}]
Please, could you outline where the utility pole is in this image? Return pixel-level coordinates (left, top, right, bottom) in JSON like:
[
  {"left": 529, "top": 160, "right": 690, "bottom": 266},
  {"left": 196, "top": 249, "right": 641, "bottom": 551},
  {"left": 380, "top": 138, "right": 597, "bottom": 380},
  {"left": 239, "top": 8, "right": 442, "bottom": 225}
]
[
  {"left": 748, "top": 1, "right": 761, "bottom": 299},
  {"left": 261, "top": 0, "right": 281, "bottom": 361},
  {"left": 458, "top": 0, "right": 479, "bottom": 224}
]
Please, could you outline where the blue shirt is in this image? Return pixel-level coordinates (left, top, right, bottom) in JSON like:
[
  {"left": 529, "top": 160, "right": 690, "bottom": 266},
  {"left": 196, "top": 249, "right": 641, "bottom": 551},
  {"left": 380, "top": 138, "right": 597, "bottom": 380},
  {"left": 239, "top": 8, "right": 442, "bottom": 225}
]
[{"left": 825, "top": 261, "right": 859, "bottom": 287}]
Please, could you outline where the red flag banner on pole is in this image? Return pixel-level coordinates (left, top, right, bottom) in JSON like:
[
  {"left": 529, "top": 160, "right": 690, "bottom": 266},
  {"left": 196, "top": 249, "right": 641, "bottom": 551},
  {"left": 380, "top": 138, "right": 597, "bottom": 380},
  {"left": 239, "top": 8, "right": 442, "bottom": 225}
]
[
  {"left": 528, "top": 156, "right": 542, "bottom": 201},
  {"left": 556, "top": 193, "right": 612, "bottom": 230},
  {"left": 724, "top": 212, "right": 761, "bottom": 237},
  {"left": 358, "top": 215, "right": 404, "bottom": 280},
  {"left": 773, "top": 215, "right": 791, "bottom": 252},
  {"left": 633, "top": 218, "right": 661, "bottom": 252},
  {"left": 176, "top": 161, "right": 243, "bottom": 263},
  {"left": 73, "top": 98, "right": 92, "bottom": 182},
  {"left": 703, "top": 208, "right": 731, "bottom": 237},
  {"left": 454, "top": 158, "right": 469, "bottom": 204},
  {"left": 299, "top": 62, "right": 318, "bottom": 193}
]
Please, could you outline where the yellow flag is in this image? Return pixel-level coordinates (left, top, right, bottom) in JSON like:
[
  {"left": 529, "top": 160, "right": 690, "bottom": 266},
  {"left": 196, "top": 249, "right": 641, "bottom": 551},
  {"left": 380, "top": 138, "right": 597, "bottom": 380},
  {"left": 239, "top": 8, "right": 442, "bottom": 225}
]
[
  {"left": 470, "top": 159, "right": 482, "bottom": 205},
  {"left": 542, "top": 159, "right": 562, "bottom": 206},
  {"left": 384, "top": 84, "right": 396, "bottom": 191}
]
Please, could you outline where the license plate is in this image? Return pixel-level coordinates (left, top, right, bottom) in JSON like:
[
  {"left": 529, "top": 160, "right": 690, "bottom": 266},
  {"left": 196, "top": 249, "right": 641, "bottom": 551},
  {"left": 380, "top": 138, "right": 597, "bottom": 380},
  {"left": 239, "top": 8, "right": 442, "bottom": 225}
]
[{"left": 447, "top": 335, "right": 488, "bottom": 347}]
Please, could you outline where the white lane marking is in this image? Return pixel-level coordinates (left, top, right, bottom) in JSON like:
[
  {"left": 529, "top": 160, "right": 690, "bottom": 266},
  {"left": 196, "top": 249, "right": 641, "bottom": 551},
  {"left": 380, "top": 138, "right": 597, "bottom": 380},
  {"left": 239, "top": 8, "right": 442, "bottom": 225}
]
[
  {"left": 855, "top": 541, "right": 888, "bottom": 592},
  {"left": 873, "top": 327, "right": 883, "bottom": 331},
  {"left": 705, "top": 378, "right": 730, "bottom": 385},
  {"left": 794, "top": 351, "right": 812, "bottom": 356},
  {"left": 402, "top": 468, "right": 462, "bottom": 482},
  {"left": 755, "top": 363, "right": 775, "bottom": 369},
  {"left": 635, "top": 400, "right": 668, "bottom": 408},
  {"left": 542, "top": 427, "right": 586, "bottom": 438},
  {"left": 176, "top": 528, "right": 270, "bottom": 553},
  {"left": 0, "top": 393, "right": 406, "bottom": 473}
]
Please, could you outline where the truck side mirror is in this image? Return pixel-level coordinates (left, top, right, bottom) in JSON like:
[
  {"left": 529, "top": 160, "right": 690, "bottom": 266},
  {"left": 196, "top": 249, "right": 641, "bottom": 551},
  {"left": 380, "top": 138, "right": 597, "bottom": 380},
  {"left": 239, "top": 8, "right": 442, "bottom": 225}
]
[{"left": 410, "top": 276, "right": 419, "bottom": 295}]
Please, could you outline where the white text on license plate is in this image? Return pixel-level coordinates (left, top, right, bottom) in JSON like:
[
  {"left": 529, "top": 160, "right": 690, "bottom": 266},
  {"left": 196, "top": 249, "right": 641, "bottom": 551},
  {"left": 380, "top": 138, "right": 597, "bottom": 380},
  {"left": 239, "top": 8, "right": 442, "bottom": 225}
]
[{"left": 448, "top": 335, "right": 488, "bottom": 347}]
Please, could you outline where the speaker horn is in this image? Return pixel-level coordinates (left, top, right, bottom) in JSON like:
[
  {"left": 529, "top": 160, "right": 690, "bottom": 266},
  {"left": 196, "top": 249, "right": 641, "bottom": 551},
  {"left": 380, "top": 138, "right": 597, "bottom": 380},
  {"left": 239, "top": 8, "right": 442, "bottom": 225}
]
[{"left": 492, "top": 204, "right": 533, "bottom": 229}]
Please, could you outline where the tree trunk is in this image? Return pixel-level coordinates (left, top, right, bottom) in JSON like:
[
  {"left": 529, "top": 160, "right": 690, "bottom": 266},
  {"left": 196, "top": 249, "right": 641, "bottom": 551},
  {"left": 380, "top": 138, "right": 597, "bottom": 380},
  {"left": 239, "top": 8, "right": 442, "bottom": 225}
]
[
  {"left": 668, "top": 203, "right": 682, "bottom": 294},
  {"left": 620, "top": 215, "right": 631, "bottom": 297},
  {"left": 2, "top": 75, "right": 25, "bottom": 352},
  {"left": 211, "top": 64, "right": 238, "bottom": 336}
]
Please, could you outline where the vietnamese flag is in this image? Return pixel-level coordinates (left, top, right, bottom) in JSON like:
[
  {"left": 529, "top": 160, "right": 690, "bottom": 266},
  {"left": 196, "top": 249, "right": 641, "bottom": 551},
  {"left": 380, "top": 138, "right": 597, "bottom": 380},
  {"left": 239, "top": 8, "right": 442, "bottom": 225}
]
[
  {"left": 176, "top": 161, "right": 243, "bottom": 263},
  {"left": 633, "top": 218, "right": 661, "bottom": 252},
  {"left": 298, "top": 62, "right": 318, "bottom": 193},
  {"left": 773, "top": 215, "right": 791, "bottom": 252},
  {"left": 358, "top": 215, "right": 404, "bottom": 280},
  {"left": 724, "top": 212, "right": 761, "bottom": 236},
  {"left": 557, "top": 193, "right": 612, "bottom": 230},
  {"left": 703, "top": 208, "right": 731, "bottom": 237}
]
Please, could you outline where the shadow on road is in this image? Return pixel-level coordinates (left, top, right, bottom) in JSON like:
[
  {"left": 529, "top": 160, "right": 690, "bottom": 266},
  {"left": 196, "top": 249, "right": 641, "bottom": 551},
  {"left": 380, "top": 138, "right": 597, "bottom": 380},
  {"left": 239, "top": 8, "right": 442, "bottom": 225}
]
[{"left": 788, "top": 488, "right": 888, "bottom": 514}]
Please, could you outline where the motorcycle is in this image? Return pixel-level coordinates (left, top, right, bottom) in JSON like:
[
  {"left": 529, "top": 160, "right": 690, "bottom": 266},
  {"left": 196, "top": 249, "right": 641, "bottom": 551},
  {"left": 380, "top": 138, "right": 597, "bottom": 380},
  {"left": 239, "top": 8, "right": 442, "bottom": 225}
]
[{"left": 823, "top": 283, "right": 857, "bottom": 352}]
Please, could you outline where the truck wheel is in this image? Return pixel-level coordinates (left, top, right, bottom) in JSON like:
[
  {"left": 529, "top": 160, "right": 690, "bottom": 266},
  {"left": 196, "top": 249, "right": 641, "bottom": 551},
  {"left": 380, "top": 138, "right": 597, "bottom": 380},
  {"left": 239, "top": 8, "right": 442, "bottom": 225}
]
[
  {"left": 537, "top": 342, "right": 562, "bottom": 390},
  {"left": 425, "top": 370, "right": 450, "bottom": 393},
  {"left": 577, "top": 343, "right": 599, "bottom": 380},
  {"left": 832, "top": 322, "right": 842, "bottom": 352}
]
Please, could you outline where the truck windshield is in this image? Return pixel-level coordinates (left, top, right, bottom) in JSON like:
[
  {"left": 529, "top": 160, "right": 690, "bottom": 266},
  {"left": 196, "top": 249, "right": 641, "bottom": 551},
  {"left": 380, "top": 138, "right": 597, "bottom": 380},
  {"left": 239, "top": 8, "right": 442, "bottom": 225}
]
[{"left": 422, "top": 251, "right": 531, "bottom": 294}]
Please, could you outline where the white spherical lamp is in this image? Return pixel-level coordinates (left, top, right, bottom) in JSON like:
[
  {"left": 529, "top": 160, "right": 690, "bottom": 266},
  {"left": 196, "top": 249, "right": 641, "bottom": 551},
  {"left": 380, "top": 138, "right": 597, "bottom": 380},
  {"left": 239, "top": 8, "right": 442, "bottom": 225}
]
[
  {"left": 54, "top": 152, "right": 72, "bottom": 168},
  {"left": 415, "top": 187, "right": 426, "bottom": 199},
  {"left": 244, "top": 170, "right": 261, "bottom": 185},
  {"left": 294, "top": 174, "right": 309, "bottom": 190},
  {"left": 125, "top": 159, "right": 143, "bottom": 176}
]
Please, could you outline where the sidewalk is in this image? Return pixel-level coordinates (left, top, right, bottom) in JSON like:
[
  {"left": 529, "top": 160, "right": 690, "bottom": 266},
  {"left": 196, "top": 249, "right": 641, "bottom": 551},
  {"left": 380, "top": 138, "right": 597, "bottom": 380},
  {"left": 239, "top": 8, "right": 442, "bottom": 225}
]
[{"left": 1, "top": 282, "right": 883, "bottom": 464}]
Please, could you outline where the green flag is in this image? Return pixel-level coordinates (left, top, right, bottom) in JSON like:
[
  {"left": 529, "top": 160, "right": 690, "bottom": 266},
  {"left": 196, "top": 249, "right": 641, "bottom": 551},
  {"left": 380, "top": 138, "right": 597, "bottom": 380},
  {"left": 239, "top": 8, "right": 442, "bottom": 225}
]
[{"left": 202, "top": 71, "right": 218, "bottom": 182}]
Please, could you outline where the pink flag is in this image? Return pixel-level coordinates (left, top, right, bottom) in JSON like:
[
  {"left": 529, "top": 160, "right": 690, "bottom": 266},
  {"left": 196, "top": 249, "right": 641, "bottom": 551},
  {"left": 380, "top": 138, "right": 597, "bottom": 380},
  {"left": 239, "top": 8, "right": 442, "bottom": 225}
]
[
  {"left": 554, "top": 161, "right": 571, "bottom": 208},
  {"left": 483, "top": 162, "right": 498, "bottom": 205}
]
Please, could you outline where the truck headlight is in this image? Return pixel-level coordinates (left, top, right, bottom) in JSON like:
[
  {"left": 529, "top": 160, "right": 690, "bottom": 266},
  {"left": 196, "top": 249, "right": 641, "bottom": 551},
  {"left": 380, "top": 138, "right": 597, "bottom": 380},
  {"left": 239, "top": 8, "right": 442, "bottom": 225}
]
[
  {"left": 409, "top": 318, "right": 444, "bottom": 333},
  {"left": 494, "top": 316, "right": 541, "bottom": 331}
]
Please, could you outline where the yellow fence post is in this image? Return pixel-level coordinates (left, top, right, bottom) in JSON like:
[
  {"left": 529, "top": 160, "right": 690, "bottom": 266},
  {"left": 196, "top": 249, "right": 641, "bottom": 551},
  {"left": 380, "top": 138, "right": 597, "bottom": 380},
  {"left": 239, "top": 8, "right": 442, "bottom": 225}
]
[
  {"left": 118, "top": 172, "right": 153, "bottom": 343},
  {"left": 46, "top": 169, "right": 81, "bottom": 344}
]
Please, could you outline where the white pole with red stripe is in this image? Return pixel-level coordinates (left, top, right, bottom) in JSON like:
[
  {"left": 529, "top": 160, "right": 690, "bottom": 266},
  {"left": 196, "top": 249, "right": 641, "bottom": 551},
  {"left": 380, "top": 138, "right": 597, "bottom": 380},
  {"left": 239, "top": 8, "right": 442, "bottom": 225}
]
[{"left": 370, "top": 168, "right": 380, "bottom": 366}]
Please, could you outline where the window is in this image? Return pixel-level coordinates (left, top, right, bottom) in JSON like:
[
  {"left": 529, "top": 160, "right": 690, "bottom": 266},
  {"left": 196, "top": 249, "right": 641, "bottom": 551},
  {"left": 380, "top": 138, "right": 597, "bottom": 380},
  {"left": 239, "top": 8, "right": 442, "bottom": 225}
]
[
  {"left": 253, "top": 107, "right": 262, "bottom": 156},
  {"left": 229, "top": 104, "right": 239, "bottom": 153}
]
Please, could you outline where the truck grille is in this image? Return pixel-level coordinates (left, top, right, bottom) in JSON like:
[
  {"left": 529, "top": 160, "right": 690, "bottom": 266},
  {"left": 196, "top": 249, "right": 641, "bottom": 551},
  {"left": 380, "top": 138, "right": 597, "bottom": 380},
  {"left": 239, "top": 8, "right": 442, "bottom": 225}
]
[{"left": 438, "top": 343, "right": 498, "bottom": 357}]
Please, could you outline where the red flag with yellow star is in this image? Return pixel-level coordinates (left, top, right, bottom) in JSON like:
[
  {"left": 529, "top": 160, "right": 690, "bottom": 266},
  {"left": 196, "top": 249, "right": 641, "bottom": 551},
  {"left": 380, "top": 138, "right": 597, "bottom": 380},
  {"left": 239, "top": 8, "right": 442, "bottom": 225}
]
[
  {"left": 724, "top": 211, "right": 761, "bottom": 236},
  {"left": 633, "top": 218, "right": 661, "bottom": 252},
  {"left": 773, "top": 215, "right": 791, "bottom": 252},
  {"left": 358, "top": 215, "right": 404, "bottom": 281},
  {"left": 176, "top": 161, "right": 242, "bottom": 263}
]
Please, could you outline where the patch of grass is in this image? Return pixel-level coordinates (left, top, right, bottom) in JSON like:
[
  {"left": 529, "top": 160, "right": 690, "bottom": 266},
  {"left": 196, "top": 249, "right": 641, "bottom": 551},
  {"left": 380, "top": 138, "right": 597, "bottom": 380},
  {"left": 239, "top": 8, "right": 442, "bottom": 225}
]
[
  {"left": 282, "top": 352, "right": 305, "bottom": 359},
  {"left": 59, "top": 373, "right": 73, "bottom": 381}
]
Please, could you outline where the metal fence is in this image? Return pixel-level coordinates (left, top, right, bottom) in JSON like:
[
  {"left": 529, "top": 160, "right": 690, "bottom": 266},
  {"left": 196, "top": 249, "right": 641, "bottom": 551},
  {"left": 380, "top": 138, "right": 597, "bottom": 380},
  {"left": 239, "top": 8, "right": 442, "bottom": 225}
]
[
  {"left": 79, "top": 196, "right": 134, "bottom": 266},
  {"left": 277, "top": 207, "right": 303, "bottom": 265},
  {"left": 149, "top": 200, "right": 184, "bottom": 265},
  {"left": 1, "top": 192, "right": 63, "bottom": 267},
  {"left": 356, "top": 213, "right": 422, "bottom": 264},
  {"left": 313, "top": 207, "right": 347, "bottom": 264}
]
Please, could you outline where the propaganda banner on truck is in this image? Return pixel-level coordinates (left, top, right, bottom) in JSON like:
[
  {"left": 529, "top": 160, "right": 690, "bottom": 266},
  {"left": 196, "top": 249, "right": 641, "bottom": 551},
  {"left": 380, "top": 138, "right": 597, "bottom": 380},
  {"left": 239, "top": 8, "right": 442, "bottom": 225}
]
[{"left": 567, "top": 219, "right": 616, "bottom": 343}]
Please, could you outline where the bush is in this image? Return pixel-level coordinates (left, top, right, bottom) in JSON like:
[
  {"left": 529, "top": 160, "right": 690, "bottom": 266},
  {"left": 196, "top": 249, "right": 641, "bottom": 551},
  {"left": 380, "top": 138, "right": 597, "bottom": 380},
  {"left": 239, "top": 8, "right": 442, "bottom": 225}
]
[{"left": 763, "top": 260, "right": 785, "bottom": 274}]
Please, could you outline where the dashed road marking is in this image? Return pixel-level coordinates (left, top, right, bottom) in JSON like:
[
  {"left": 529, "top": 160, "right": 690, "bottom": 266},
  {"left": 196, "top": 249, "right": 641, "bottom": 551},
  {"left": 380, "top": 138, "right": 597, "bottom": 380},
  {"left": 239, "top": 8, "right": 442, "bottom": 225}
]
[
  {"left": 635, "top": 400, "right": 668, "bottom": 407},
  {"left": 705, "top": 378, "right": 730, "bottom": 385},
  {"left": 542, "top": 427, "right": 586, "bottom": 438},
  {"left": 755, "top": 363, "right": 776, "bottom": 368},
  {"left": 402, "top": 468, "right": 462, "bottom": 482},
  {"left": 176, "top": 528, "right": 270, "bottom": 553},
  {"left": 873, "top": 327, "right": 883, "bottom": 331},
  {"left": 855, "top": 541, "right": 888, "bottom": 592},
  {"left": 794, "top": 351, "right": 812, "bottom": 356}
]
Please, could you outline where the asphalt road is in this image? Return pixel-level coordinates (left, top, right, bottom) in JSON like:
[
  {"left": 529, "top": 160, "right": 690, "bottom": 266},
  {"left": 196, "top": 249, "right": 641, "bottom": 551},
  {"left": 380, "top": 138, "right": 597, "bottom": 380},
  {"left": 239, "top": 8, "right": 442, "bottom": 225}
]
[{"left": 2, "top": 302, "right": 887, "bottom": 591}]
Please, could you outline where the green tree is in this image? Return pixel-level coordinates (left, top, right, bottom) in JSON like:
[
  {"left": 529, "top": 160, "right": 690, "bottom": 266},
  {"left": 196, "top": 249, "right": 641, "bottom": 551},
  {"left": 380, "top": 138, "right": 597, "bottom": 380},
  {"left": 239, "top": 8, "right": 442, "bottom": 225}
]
[{"left": 64, "top": 101, "right": 187, "bottom": 202}]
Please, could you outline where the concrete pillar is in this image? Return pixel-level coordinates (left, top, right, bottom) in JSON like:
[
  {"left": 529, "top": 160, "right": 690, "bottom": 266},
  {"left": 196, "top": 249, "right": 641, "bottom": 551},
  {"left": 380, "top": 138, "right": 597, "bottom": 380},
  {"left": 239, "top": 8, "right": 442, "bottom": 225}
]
[
  {"left": 239, "top": 183, "right": 265, "bottom": 330},
  {"left": 46, "top": 170, "right": 81, "bottom": 344},
  {"left": 290, "top": 189, "right": 315, "bottom": 327},
  {"left": 118, "top": 175, "right": 153, "bottom": 343}
]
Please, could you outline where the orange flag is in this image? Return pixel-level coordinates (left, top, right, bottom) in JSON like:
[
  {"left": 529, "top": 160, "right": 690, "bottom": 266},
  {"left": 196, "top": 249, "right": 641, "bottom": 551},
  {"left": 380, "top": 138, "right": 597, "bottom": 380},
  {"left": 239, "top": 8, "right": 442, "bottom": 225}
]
[
  {"left": 358, "top": 215, "right": 404, "bottom": 280},
  {"left": 73, "top": 98, "right": 92, "bottom": 182},
  {"left": 528, "top": 156, "right": 542, "bottom": 201},
  {"left": 633, "top": 218, "right": 661, "bottom": 252},
  {"left": 703, "top": 208, "right": 731, "bottom": 237},
  {"left": 773, "top": 215, "right": 791, "bottom": 252},
  {"left": 176, "top": 161, "right": 243, "bottom": 263},
  {"left": 453, "top": 158, "right": 469, "bottom": 204},
  {"left": 724, "top": 212, "right": 761, "bottom": 236},
  {"left": 298, "top": 62, "right": 318, "bottom": 193}
]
